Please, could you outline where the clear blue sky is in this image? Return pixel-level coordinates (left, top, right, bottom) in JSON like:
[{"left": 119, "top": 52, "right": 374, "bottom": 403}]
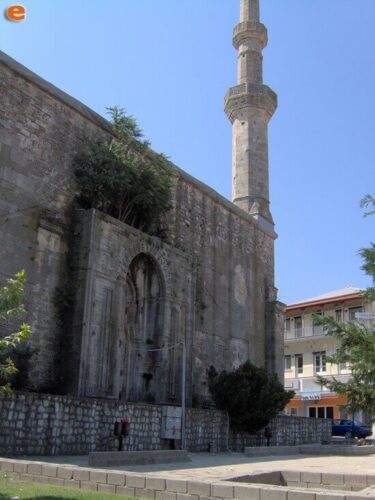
[{"left": 1, "top": 0, "right": 374, "bottom": 303}]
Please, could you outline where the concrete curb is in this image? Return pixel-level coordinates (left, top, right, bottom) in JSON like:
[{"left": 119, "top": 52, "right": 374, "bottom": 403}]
[
  {"left": 88, "top": 450, "right": 191, "bottom": 467},
  {"left": 1, "top": 457, "right": 375, "bottom": 500},
  {"left": 244, "top": 444, "right": 375, "bottom": 457}
]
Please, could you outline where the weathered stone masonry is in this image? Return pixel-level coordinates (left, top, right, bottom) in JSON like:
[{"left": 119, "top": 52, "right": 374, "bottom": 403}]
[
  {"left": 0, "top": 46, "right": 283, "bottom": 405},
  {"left": 0, "top": 392, "right": 330, "bottom": 456}
]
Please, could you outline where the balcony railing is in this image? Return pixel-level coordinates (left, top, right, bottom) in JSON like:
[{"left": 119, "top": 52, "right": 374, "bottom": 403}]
[
  {"left": 285, "top": 325, "right": 325, "bottom": 340},
  {"left": 284, "top": 374, "right": 351, "bottom": 394}
]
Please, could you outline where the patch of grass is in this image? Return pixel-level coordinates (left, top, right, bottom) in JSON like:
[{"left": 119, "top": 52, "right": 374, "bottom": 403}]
[{"left": 0, "top": 474, "right": 135, "bottom": 499}]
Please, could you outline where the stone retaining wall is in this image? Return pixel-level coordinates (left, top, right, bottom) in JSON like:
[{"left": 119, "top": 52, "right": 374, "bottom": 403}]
[
  {"left": 229, "top": 415, "right": 331, "bottom": 450},
  {"left": 0, "top": 392, "right": 330, "bottom": 456}
]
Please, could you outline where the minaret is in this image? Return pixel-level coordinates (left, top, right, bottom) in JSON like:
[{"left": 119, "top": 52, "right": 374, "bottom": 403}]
[{"left": 225, "top": 0, "right": 277, "bottom": 226}]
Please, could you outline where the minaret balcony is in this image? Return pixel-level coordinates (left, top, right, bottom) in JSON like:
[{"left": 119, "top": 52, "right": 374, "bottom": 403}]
[
  {"left": 233, "top": 21, "right": 268, "bottom": 50},
  {"left": 224, "top": 83, "right": 277, "bottom": 122}
]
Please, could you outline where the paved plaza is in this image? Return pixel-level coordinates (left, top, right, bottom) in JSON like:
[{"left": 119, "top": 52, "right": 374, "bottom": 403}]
[{"left": 20, "top": 451, "right": 375, "bottom": 480}]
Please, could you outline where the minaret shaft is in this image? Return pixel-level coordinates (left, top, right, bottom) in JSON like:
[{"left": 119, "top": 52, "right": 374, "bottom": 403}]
[
  {"left": 240, "top": 0, "right": 259, "bottom": 22},
  {"left": 225, "top": 0, "right": 276, "bottom": 222}
]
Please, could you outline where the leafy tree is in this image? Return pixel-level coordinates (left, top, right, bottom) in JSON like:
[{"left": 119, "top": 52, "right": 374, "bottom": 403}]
[
  {"left": 0, "top": 270, "right": 31, "bottom": 393},
  {"left": 208, "top": 361, "right": 294, "bottom": 433},
  {"left": 315, "top": 195, "right": 375, "bottom": 418},
  {"left": 74, "top": 106, "right": 173, "bottom": 232}
]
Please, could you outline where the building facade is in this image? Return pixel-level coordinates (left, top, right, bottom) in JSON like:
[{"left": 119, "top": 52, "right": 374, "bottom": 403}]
[
  {"left": 284, "top": 287, "right": 375, "bottom": 420},
  {"left": 0, "top": 0, "right": 284, "bottom": 405}
]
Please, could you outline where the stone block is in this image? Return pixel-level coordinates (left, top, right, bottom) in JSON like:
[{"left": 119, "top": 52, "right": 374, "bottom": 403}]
[
  {"left": 81, "top": 480, "right": 98, "bottom": 491},
  {"left": 19, "top": 473, "right": 34, "bottom": 482},
  {"left": 89, "top": 469, "right": 107, "bottom": 483},
  {"left": 64, "top": 479, "right": 80, "bottom": 489},
  {"left": 42, "top": 464, "right": 57, "bottom": 477},
  {"left": 343, "top": 474, "right": 367, "bottom": 487},
  {"left": 167, "top": 479, "right": 188, "bottom": 493},
  {"left": 117, "top": 485, "right": 136, "bottom": 496},
  {"left": 98, "top": 483, "right": 116, "bottom": 493},
  {"left": 127, "top": 474, "right": 146, "bottom": 488},
  {"left": 33, "top": 475, "right": 50, "bottom": 484},
  {"left": 136, "top": 487, "right": 156, "bottom": 498},
  {"left": 73, "top": 468, "right": 90, "bottom": 481},
  {"left": 57, "top": 467, "right": 74, "bottom": 480},
  {"left": 27, "top": 463, "right": 42, "bottom": 476},
  {"left": 234, "top": 484, "right": 261, "bottom": 499},
  {"left": 323, "top": 485, "right": 348, "bottom": 491},
  {"left": 187, "top": 480, "right": 211, "bottom": 497},
  {"left": 3, "top": 471, "right": 20, "bottom": 480},
  {"left": 176, "top": 494, "right": 198, "bottom": 500},
  {"left": 47, "top": 477, "right": 64, "bottom": 487},
  {"left": 1, "top": 461, "right": 14, "bottom": 472},
  {"left": 281, "top": 471, "right": 301, "bottom": 483},
  {"left": 315, "top": 494, "right": 346, "bottom": 500},
  {"left": 107, "top": 471, "right": 126, "bottom": 486},
  {"left": 14, "top": 462, "right": 28, "bottom": 473},
  {"left": 287, "top": 491, "right": 316, "bottom": 500},
  {"left": 322, "top": 474, "right": 344, "bottom": 485},
  {"left": 260, "top": 487, "right": 287, "bottom": 500},
  {"left": 346, "top": 496, "right": 371, "bottom": 500},
  {"left": 211, "top": 482, "right": 234, "bottom": 498},
  {"left": 146, "top": 477, "right": 167, "bottom": 490},
  {"left": 156, "top": 492, "right": 177, "bottom": 500},
  {"left": 302, "top": 472, "right": 321, "bottom": 484}
]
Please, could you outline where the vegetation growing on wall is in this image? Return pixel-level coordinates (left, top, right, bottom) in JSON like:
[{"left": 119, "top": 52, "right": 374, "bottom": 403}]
[
  {"left": 74, "top": 106, "right": 173, "bottom": 233},
  {"left": 0, "top": 270, "right": 31, "bottom": 393},
  {"left": 208, "top": 361, "right": 294, "bottom": 433}
]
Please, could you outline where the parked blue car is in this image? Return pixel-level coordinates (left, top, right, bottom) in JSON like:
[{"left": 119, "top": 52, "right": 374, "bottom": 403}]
[{"left": 332, "top": 419, "right": 372, "bottom": 439}]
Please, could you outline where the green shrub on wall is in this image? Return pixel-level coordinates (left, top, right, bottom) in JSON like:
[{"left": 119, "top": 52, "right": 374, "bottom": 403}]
[{"left": 74, "top": 106, "right": 173, "bottom": 233}]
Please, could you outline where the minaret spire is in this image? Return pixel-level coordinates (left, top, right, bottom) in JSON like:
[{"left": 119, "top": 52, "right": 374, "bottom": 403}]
[{"left": 225, "top": 0, "right": 276, "bottom": 226}]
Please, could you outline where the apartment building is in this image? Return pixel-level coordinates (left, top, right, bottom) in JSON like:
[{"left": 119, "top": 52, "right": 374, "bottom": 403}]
[{"left": 284, "top": 287, "right": 375, "bottom": 420}]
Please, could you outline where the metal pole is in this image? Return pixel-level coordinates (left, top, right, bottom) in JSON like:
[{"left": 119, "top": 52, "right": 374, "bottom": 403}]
[{"left": 181, "top": 341, "right": 186, "bottom": 450}]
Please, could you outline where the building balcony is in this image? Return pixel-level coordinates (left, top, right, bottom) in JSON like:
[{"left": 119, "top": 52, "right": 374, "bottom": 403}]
[
  {"left": 284, "top": 325, "right": 327, "bottom": 341},
  {"left": 284, "top": 374, "right": 351, "bottom": 395}
]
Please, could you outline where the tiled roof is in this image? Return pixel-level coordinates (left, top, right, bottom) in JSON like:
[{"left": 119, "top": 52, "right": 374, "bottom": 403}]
[{"left": 287, "top": 286, "right": 363, "bottom": 309}]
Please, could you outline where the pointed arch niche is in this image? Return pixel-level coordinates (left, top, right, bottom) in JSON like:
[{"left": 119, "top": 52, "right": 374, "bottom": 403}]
[{"left": 120, "top": 253, "right": 167, "bottom": 403}]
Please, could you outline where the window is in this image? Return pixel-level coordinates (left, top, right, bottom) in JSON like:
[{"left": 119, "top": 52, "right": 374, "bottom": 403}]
[
  {"left": 295, "top": 354, "right": 303, "bottom": 375},
  {"left": 284, "top": 355, "right": 291, "bottom": 370},
  {"left": 335, "top": 309, "right": 342, "bottom": 322},
  {"left": 290, "top": 408, "right": 298, "bottom": 417},
  {"left": 309, "top": 406, "right": 333, "bottom": 419},
  {"left": 313, "top": 311, "right": 324, "bottom": 336},
  {"left": 294, "top": 316, "right": 302, "bottom": 338},
  {"left": 314, "top": 351, "right": 326, "bottom": 373},
  {"left": 349, "top": 306, "right": 362, "bottom": 321},
  {"left": 336, "top": 348, "right": 348, "bottom": 372}
]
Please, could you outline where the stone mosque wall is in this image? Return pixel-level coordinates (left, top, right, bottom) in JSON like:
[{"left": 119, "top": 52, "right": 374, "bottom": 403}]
[{"left": 0, "top": 48, "right": 283, "bottom": 406}]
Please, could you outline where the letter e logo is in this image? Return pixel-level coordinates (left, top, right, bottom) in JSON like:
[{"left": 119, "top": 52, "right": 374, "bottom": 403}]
[{"left": 5, "top": 4, "right": 26, "bottom": 22}]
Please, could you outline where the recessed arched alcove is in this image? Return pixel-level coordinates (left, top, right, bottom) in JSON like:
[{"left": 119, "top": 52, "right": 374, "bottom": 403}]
[{"left": 121, "top": 253, "right": 166, "bottom": 403}]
